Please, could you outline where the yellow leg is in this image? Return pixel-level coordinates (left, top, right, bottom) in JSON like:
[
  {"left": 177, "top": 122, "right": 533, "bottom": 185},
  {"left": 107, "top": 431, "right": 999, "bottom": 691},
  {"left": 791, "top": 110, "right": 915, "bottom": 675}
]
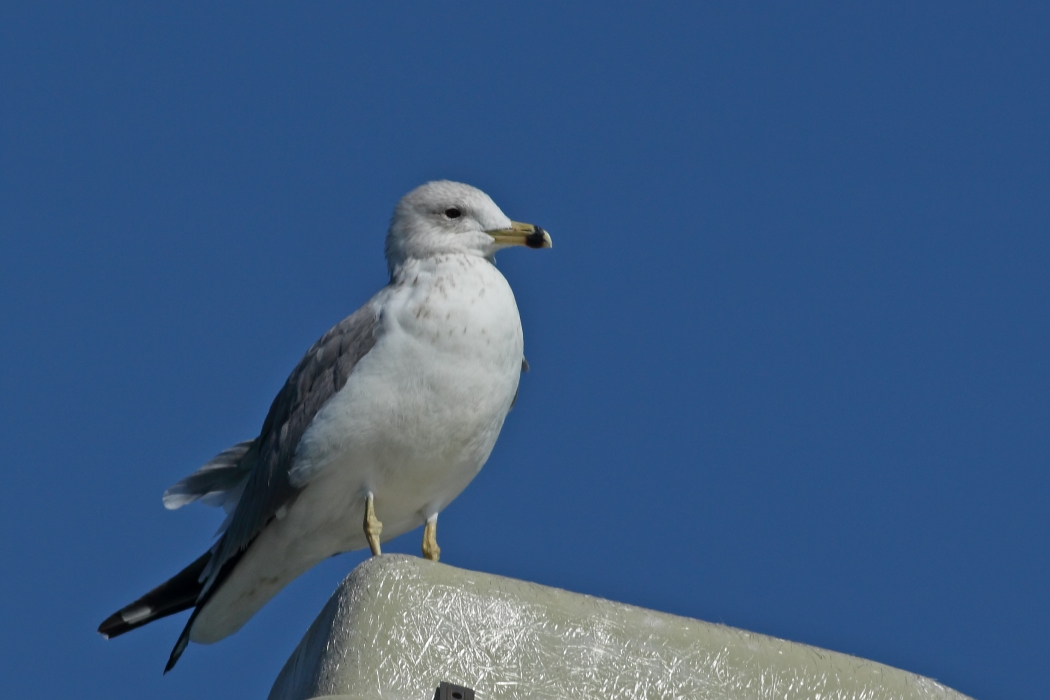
[
  {"left": 364, "top": 492, "right": 382, "bottom": 556},
  {"left": 421, "top": 516, "right": 440, "bottom": 562}
]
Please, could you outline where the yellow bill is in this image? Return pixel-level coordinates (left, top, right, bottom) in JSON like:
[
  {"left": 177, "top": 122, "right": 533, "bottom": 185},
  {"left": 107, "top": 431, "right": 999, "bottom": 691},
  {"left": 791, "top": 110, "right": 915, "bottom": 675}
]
[{"left": 487, "top": 221, "right": 553, "bottom": 249}]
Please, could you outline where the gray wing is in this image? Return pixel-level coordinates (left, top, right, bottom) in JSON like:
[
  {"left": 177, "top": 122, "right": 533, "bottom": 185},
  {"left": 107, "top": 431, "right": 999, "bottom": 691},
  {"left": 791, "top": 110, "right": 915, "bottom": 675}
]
[{"left": 206, "top": 302, "right": 381, "bottom": 580}]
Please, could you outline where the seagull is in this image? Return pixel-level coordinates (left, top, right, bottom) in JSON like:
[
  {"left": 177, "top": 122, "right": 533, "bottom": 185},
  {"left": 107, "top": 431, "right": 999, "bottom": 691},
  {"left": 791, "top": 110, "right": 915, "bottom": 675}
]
[{"left": 98, "top": 181, "right": 552, "bottom": 672}]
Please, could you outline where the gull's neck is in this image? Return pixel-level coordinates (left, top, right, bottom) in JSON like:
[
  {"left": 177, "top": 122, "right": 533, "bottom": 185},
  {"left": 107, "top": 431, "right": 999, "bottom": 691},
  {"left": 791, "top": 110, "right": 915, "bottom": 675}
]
[{"left": 388, "top": 252, "right": 494, "bottom": 285}]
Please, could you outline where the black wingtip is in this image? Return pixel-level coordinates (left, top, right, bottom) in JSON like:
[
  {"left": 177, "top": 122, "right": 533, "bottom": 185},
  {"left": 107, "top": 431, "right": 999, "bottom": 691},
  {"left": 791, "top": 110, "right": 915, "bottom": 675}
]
[
  {"left": 98, "top": 612, "right": 126, "bottom": 639},
  {"left": 97, "top": 549, "right": 212, "bottom": 640},
  {"left": 164, "top": 606, "right": 199, "bottom": 673},
  {"left": 161, "top": 543, "right": 247, "bottom": 673},
  {"left": 164, "top": 635, "right": 187, "bottom": 674}
]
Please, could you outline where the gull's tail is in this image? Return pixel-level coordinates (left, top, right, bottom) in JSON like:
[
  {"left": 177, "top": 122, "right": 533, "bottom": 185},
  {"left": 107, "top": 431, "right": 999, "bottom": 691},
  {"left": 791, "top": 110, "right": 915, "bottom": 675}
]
[
  {"left": 99, "top": 543, "right": 250, "bottom": 672},
  {"left": 97, "top": 550, "right": 211, "bottom": 640},
  {"left": 98, "top": 439, "right": 258, "bottom": 670}
]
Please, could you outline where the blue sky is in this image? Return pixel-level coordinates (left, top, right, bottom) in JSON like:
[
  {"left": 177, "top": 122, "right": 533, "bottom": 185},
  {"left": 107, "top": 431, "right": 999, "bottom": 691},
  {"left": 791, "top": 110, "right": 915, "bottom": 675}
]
[{"left": 2, "top": 3, "right": 1048, "bottom": 699}]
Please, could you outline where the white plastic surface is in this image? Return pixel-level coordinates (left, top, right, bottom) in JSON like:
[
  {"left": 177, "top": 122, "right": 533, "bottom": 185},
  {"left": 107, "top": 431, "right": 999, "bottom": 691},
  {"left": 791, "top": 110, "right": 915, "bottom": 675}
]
[{"left": 270, "top": 555, "right": 971, "bottom": 700}]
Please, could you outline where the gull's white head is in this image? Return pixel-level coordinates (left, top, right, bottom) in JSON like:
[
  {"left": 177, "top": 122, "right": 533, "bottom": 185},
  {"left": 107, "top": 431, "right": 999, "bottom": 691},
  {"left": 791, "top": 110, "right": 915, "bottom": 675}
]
[{"left": 385, "top": 180, "right": 551, "bottom": 273}]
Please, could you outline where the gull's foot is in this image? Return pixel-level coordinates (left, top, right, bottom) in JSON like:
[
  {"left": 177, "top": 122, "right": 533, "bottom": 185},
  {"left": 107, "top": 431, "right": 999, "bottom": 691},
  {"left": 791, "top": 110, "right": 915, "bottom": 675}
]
[
  {"left": 364, "top": 492, "right": 383, "bottom": 556},
  {"left": 422, "top": 516, "right": 440, "bottom": 562}
]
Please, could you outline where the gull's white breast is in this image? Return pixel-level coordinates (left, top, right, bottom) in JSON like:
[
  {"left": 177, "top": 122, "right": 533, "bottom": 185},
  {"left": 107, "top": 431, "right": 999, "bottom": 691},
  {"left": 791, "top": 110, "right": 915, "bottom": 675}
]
[
  {"left": 190, "top": 254, "right": 523, "bottom": 643},
  {"left": 294, "top": 252, "right": 525, "bottom": 533}
]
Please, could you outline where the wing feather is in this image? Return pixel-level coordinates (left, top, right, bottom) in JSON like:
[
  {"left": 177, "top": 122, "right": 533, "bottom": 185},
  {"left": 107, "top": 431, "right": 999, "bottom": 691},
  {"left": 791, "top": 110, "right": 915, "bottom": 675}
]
[{"left": 162, "top": 440, "right": 255, "bottom": 510}]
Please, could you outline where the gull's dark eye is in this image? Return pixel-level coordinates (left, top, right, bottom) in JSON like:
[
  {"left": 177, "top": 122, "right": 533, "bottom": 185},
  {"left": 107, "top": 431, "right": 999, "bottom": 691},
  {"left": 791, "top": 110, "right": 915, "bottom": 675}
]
[{"left": 444, "top": 207, "right": 462, "bottom": 219}]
